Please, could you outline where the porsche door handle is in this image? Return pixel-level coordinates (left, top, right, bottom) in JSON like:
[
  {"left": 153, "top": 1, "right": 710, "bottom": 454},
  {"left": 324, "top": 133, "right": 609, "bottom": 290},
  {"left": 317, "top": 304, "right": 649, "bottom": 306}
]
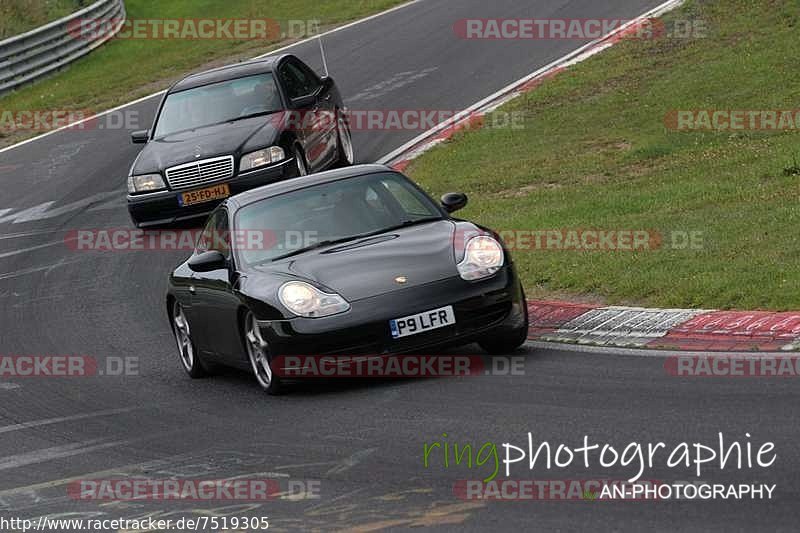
[{"left": 189, "top": 285, "right": 196, "bottom": 295}]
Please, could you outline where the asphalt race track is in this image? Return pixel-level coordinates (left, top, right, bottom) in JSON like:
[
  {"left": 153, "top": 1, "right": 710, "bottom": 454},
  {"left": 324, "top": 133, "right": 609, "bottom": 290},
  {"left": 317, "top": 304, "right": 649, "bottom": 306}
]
[{"left": 0, "top": 1, "right": 797, "bottom": 531}]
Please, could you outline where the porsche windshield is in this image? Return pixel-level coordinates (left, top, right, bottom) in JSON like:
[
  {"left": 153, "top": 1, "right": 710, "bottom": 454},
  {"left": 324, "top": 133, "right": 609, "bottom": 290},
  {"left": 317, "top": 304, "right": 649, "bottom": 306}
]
[
  {"left": 154, "top": 73, "right": 282, "bottom": 138},
  {"left": 235, "top": 173, "right": 444, "bottom": 266}
]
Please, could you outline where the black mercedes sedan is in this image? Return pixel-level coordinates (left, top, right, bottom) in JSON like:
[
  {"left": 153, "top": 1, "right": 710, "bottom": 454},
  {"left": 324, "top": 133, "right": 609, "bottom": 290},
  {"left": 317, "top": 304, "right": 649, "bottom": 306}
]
[
  {"left": 167, "top": 165, "right": 529, "bottom": 394},
  {"left": 127, "top": 54, "right": 354, "bottom": 227}
]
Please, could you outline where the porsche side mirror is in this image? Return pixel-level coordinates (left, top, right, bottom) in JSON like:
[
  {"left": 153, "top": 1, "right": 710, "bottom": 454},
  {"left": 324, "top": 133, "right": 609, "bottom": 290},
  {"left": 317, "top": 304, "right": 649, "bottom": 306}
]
[
  {"left": 188, "top": 250, "right": 227, "bottom": 272},
  {"left": 291, "top": 94, "right": 317, "bottom": 109},
  {"left": 131, "top": 130, "right": 149, "bottom": 144},
  {"left": 441, "top": 192, "right": 468, "bottom": 213}
]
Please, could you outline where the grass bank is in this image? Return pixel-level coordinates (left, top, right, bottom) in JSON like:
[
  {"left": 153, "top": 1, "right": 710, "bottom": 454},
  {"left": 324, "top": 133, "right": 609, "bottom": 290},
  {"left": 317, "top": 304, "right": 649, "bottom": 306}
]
[
  {"left": 0, "top": 0, "right": 90, "bottom": 39},
  {"left": 407, "top": 0, "right": 800, "bottom": 311}
]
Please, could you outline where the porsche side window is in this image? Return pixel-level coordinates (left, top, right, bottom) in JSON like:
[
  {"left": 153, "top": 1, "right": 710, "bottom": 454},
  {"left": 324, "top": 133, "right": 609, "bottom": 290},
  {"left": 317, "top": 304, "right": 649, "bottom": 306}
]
[
  {"left": 365, "top": 187, "right": 388, "bottom": 212},
  {"left": 381, "top": 179, "right": 431, "bottom": 216},
  {"left": 214, "top": 211, "right": 232, "bottom": 258},
  {"left": 196, "top": 214, "right": 215, "bottom": 252},
  {"left": 363, "top": 186, "right": 394, "bottom": 223},
  {"left": 196, "top": 210, "right": 231, "bottom": 257}
]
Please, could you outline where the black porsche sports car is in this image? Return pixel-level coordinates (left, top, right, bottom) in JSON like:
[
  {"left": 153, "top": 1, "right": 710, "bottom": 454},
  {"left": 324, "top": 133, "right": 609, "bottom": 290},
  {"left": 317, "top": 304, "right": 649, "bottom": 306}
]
[
  {"left": 167, "top": 165, "right": 529, "bottom": 394},
  {"left": 127, "top": 54, "right": 353, "bottom": 227}
]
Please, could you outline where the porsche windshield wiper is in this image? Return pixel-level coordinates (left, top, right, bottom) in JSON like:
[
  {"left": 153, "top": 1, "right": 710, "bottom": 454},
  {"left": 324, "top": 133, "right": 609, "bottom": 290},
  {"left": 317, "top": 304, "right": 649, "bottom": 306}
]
[
  {"left": 268, "top": 235, "right": 367, "bottom": 262},
  {"left": 374, "top": 217, "right": 442, "bottom": 234},
  {"left": 266, "top": 218, "right": 443, "bottom": 263},
  {"left": 314, "top": 217, "right": 443, "bottom": 247}
]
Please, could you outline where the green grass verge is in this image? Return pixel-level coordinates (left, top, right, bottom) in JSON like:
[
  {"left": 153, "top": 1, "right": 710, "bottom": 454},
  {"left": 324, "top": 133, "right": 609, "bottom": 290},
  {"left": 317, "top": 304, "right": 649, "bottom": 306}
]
[
  {"left": 0, "top": 0, "right": 403, "bottom": 145},
  {"left": 0, "top": 0, "right": 91, "bottom": 39},
  {"left": 406, "top": 0, "right": 800, "bottom": 311}
]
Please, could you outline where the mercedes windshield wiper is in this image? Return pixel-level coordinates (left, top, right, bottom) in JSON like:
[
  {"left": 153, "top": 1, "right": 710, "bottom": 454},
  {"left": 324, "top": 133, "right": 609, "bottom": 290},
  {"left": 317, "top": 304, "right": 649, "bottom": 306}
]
[{"left": 227, "top": 110, "right": 281, "bottom": 123}]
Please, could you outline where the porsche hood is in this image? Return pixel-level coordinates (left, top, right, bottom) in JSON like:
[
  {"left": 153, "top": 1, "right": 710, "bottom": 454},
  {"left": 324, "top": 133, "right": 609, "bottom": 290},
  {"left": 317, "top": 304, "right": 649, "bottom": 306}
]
[{"left": 254, "top": 220, "right": 464, "bottom": 302}]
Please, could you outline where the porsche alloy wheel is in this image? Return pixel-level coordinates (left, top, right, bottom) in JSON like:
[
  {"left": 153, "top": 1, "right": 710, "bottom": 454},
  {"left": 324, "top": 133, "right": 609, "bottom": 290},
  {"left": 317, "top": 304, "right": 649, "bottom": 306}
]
[
  {"left": 172, "top": 301, "right": 206, "bottom": 378},
  {"left": 244, "top": 312, "right": 281, "bottom": 394}
]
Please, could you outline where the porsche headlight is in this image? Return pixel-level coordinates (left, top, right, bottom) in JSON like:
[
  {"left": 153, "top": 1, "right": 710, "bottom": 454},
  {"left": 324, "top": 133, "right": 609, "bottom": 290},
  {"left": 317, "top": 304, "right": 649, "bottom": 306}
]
[
  {"left": 127, "top": 173, "right": 166, "bottom": 193},
  {"left": 240, "top": 146, "right": 285, "bottom": 171},
  {"left": 278, "top": 281, "right": 350, "bottom": 318},
  {"left": 457, "top": 236, "right": 504, "bottom": 280}
]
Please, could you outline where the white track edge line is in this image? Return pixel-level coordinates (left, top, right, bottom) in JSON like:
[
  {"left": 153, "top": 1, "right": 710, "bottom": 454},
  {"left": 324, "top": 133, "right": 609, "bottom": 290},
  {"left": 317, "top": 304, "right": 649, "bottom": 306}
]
[
  {"left": 377, "top": 0, "right": 684, "bottom": 165},
  {"left": 524, "top": 340, "right": 794, "bottom": 359}
]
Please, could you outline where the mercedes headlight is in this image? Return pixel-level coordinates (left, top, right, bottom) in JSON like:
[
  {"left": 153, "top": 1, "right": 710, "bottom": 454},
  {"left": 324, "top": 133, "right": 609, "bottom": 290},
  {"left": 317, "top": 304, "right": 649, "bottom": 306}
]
[
  {"left": 457, "top": 236, "right": 504, "bottom": 280},
  {"left": 128, "top": 173, "right": 166, "bottom": 193},
  {"left": 278, "top": 281, "right": 350, "bottom": 318},
  {"left": 240, "top": 146, "right": 285, "bottom": 171}
]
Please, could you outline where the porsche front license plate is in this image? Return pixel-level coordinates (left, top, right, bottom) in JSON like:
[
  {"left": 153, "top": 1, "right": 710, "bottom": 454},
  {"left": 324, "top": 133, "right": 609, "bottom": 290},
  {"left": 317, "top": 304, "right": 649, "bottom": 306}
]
[
  {"left": 178, "top": 183, "right": 230, "bottom": 206},
  {"left": 390, "top": 305, "right": 456, "bottom": 339}
]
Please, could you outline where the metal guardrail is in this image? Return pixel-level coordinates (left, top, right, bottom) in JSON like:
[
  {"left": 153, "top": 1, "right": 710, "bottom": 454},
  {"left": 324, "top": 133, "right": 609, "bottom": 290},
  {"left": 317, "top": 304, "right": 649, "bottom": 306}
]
[{"left": 0, "top": 0, "right": 126, "bottom": 95}]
